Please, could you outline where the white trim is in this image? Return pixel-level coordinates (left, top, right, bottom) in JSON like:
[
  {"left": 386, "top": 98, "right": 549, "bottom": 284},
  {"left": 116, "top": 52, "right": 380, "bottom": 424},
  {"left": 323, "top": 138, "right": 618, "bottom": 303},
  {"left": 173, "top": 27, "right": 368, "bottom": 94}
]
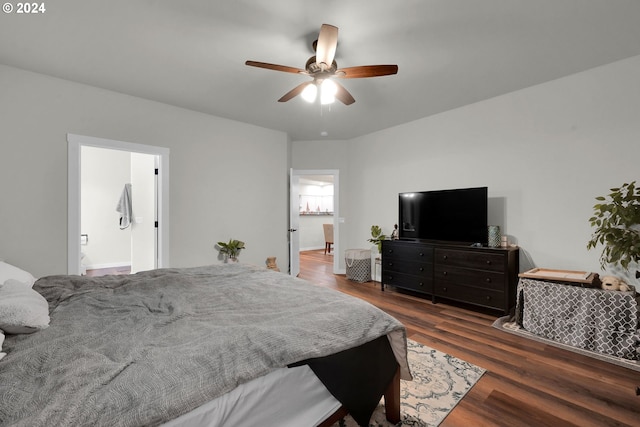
[
  {"left": 84, "top": 262, "right": 132, "bottom": 270},
  {"left": 67, "top": 134, "right": 170, "bottom": 275}
]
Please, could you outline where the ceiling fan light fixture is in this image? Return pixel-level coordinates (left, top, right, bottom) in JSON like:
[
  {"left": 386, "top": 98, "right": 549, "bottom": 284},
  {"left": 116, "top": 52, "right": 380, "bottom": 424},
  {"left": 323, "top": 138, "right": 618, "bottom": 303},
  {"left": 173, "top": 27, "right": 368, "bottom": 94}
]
[
  {"left": 301, "top": 83, "right": 318, "bottom": 103},
  {"left": 320, "top": 79, "right": 337, "bottom": 105},
  {"left": 245, "top": 23, "right": 397, "bottom": 105}
]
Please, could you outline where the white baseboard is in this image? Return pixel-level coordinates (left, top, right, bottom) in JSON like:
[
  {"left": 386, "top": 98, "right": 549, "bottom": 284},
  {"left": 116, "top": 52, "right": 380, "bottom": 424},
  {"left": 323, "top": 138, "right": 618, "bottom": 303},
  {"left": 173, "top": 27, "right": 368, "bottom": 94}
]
[
  {"left": 85, "top": 262, "right": 131, "bottom": 270},
  {"left": 300, "top": 246, "right": 325, "bottom": 252}
]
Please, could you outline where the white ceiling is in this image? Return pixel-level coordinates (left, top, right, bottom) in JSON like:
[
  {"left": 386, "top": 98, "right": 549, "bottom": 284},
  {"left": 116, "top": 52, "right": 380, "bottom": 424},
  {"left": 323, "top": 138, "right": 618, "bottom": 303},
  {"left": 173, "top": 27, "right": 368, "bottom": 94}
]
[{"left": 1, "top": 0, "right": 639, "bottom": 141}]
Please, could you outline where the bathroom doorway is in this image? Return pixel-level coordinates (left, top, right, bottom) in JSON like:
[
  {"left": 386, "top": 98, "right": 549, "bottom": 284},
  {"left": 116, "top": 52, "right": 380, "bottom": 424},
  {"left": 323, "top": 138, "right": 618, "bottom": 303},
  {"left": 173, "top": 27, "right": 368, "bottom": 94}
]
[{"left": 67, "top": 134, "right": 170, "bottom": 275}]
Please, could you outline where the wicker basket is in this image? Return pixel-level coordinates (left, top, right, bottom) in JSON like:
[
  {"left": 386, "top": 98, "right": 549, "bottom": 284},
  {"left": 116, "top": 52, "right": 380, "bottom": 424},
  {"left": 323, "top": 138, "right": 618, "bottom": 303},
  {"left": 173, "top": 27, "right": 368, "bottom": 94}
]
[{"left": 345, "top": 249, "right": 371, "bottom": 283}]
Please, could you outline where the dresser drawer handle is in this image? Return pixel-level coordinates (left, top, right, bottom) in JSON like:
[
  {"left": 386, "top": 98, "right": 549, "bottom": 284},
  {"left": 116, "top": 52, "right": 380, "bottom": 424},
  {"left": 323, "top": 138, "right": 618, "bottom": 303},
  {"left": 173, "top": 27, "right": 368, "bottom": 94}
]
[
  {"left": 442, "top": 271, "right": 448, "bottom": 276},
  {"left": 419, "top": 282, "right": 424, "bottom": 287},
  {"left": 486, "top": 296, "right": 492, "bottom": 301},
  {"left": 486, "top": 260, "right": 492, "bottom": 265},
  {"left": 443, "top": 255, "right": 448, "bottom": 260},
  {"left": 486, "top": 278, "right": 491, "bottom": 283},
  {"left": 442, "top": 287, "right": 447, "bottom": 292},
  {"left": 419, "top": 252, "right": 424, "bottom": 257},
  {"left": 388, "top": 262, "right": 394, "bottom": 266},
  {"left": 419, "top": 267, "right": 424, "bottom": 272}
]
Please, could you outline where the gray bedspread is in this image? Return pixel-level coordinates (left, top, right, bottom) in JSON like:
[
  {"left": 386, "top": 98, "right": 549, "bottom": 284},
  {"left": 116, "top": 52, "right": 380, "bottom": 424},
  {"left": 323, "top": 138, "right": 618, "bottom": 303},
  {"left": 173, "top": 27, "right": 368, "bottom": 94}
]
[{"left": 0, "top": 263, "right": 409, "bottom": 426}]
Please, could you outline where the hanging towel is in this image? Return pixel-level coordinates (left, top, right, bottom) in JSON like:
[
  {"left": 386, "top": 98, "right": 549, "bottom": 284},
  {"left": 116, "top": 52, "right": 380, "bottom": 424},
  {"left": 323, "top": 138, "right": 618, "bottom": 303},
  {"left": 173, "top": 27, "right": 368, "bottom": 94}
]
[{"left": 116, "top": 183, "right": 133, "bottom": 229}]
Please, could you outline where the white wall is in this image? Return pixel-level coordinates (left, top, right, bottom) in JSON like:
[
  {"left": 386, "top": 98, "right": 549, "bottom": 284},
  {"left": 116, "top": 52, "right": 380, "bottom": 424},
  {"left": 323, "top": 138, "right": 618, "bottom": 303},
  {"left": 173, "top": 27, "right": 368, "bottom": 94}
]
[
  {"left": 0, "top": 64, "right": 289, "bottom": 277},
  {"left": 293, "top": 55, "right": 640, "bottom": 281},
  {"left": 299, "top": 216, "right": 331, "bottom": 251}
]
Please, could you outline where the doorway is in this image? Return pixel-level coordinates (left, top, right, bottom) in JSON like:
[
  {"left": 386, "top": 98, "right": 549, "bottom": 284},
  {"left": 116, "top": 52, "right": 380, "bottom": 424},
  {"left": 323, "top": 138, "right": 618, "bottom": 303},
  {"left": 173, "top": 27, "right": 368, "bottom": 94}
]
[
  {"left": 289, "top": 169, "right": 339, "bottom": 276},
  {"left": 80, "top": 146, "right": 156, "bottom": 276},
  {"left": 67, "top": 134, "right": 170, "bottom": 275}
]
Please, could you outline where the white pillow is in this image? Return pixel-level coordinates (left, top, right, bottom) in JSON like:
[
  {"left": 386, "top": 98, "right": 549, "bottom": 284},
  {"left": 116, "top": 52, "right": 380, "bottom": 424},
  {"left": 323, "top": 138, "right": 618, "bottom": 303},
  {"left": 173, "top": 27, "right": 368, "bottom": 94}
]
[
  {"left": 0, "top": 279, "right": 50, "bottom": 334},
  {"left": 0, "top": 261, "right": 36, "bottom": 288}
]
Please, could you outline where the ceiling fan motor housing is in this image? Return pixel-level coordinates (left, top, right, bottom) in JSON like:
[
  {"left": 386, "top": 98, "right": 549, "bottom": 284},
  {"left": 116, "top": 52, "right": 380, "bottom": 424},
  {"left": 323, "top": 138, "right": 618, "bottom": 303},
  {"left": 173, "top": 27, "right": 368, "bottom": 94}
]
[{"left": 305, "top": 56, "right": 338, "bottom": 75}]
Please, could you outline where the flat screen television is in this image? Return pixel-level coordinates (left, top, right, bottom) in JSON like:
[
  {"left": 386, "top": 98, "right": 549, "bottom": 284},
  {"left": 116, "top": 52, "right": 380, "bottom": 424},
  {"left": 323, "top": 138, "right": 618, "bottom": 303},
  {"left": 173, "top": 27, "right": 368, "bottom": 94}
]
[{"left": 399, "top": 186, "right": 488, "bottom": 245}]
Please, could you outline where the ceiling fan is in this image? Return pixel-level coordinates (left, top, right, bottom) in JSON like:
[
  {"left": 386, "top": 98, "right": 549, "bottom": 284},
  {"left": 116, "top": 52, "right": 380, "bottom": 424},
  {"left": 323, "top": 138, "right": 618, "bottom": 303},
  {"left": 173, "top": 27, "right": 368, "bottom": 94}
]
[{"left": 245, "top": 24, "right": 398, "bottom": 105}]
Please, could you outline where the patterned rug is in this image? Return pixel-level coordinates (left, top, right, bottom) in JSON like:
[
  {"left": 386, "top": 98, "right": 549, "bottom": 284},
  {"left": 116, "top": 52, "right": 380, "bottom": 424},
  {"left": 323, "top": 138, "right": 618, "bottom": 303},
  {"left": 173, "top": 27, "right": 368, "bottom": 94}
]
[{"left": 333, "top": 339, "right": 485, "bottom": 427}]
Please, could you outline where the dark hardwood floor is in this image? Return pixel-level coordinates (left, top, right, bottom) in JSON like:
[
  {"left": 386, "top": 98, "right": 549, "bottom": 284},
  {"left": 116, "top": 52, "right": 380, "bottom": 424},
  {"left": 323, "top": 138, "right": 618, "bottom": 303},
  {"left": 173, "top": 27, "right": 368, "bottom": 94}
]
[{"left": 298, "top": 250, "right": 640, "bottom": 427}]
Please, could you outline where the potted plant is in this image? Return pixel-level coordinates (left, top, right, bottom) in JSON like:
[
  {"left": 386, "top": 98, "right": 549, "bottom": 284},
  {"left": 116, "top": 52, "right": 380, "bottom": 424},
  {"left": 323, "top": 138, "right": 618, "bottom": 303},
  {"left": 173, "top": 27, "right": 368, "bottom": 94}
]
[
  {"left": 367, "top": 225, "right": 387, "bottom": 254},
  {"left": 587, "top": 181, "right": 640, "bottom": 280},
  {"left": 216, "top": 239, "right": 246, "bottom": 262}
]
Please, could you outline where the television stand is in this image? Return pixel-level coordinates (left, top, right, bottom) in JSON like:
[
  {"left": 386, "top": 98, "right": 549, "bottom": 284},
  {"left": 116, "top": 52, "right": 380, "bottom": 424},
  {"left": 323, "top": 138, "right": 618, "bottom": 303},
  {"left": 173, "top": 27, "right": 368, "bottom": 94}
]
[{"left": 381, "top": 240, "right": 519, "bottom": 314}]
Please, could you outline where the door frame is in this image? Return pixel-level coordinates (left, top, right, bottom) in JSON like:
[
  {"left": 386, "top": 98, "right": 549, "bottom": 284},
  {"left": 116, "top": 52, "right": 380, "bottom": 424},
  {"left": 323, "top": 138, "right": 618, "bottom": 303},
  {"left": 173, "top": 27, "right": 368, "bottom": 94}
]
[
  {"left": 67, "top": 134, "right": 170, "bottom": 275},
  {"left": 290, "top": 169, "right": 340, "bottom": 275}
]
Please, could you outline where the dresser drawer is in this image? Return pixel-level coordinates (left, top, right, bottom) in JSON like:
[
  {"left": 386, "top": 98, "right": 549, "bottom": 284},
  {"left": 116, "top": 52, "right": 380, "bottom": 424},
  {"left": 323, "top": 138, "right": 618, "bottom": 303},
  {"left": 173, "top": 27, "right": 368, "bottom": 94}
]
[
  {"left": 383, "top": 258, "right": 432, "bottom": 277},
  {"left": 383, "top": 271, "right": 432, "bottom": 294},
  {"left": 434, "top": 282, "right": 505, "bottom": 310},
  {"left": 435, "top": 248, "right": 505, "bottom": 272},
  {"left": 382, "top": 242, "right": 433, "bottom": 264},
  {"left": 434, "top": 267, "right": 505, "bottom": 291}
]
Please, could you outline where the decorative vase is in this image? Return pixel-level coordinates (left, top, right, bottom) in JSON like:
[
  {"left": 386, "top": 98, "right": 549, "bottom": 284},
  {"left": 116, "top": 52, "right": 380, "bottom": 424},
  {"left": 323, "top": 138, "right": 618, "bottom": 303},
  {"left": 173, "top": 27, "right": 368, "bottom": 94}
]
[{"left": 488, "top": 225, "right": 501, "bottom": 248}]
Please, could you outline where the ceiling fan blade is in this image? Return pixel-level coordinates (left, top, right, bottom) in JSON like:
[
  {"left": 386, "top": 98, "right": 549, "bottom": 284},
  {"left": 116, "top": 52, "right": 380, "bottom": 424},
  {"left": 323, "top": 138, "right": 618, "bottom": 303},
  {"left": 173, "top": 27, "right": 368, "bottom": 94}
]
[
  {"left": 245, "top": 60, "right": 306, "bottom": 74},
  {"left": 315, "top": 24, "right": 338, "bottom": 70},
  {"left": 278, "top": 81, "right": 313, "bottom": 102},
  {"left": 336, "top": 65, "right": 398, "bottom": 79},
  {"left": 334, "top": 81, "right": 355, "bottom": 105}
]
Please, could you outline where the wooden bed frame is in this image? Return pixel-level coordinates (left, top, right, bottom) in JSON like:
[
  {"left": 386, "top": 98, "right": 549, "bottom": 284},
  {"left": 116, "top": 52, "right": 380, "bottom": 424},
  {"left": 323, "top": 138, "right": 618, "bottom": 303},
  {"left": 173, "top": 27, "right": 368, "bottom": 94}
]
[{"left": 317, "top": 367, "right": 401, "bottom": 426}]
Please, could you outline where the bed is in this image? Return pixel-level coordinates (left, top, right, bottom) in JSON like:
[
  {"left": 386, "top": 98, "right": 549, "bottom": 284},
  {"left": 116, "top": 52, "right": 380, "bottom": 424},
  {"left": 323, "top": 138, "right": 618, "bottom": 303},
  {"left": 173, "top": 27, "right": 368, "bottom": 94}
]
[{"left": 0, "top": 262, "right": 411, "bottom": 426}]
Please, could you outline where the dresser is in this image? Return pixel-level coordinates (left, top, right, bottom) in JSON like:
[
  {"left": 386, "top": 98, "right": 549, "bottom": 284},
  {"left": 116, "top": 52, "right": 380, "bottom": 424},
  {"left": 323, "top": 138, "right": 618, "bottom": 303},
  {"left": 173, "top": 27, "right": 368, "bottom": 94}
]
[{"left": 382, "top": 240, "right": 519, "bottom": 314}]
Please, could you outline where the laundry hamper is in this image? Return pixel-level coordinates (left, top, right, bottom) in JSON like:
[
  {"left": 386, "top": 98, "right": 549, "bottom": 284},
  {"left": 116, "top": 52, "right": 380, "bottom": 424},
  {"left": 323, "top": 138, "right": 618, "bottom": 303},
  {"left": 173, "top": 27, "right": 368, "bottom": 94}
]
[{"left": 345, "top": 249, "right": 371, "bottom": 283}]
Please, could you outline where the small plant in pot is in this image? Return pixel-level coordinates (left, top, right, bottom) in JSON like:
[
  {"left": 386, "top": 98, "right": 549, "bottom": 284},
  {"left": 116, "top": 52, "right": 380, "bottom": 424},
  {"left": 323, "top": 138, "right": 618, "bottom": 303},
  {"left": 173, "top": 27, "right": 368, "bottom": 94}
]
[
  {"left": 367, "top": 225, "right": 387, "bottom": 255},
  {"left": 216, "top": 239, "right": 246, "bottom": 262},
  {"left": 587, "top": 181, "right": 640, "bottom": 281}
]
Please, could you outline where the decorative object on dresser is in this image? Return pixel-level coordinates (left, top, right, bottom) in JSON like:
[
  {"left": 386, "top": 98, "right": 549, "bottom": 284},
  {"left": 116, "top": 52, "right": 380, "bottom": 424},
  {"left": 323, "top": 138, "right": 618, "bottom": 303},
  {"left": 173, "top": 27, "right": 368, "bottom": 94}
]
[
  {"left": 367, "top": 225, "right": 387, "bottom": 254},
  {"left": 487, "top": 225, "right": 501, "bottom": 248},
  {"left": 382, "top": 240, "right": 519, "bottom": 314}
]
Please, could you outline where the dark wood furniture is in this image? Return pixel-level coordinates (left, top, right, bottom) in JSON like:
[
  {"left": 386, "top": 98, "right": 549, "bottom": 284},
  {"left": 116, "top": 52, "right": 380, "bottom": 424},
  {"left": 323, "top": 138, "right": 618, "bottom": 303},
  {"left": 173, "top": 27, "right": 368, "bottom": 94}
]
[
  {"left": 382, "top": 240, "right": 519, "bottom": 314},
  {"left": 299, "top": 250, "right": 640, "bottom": 427}
]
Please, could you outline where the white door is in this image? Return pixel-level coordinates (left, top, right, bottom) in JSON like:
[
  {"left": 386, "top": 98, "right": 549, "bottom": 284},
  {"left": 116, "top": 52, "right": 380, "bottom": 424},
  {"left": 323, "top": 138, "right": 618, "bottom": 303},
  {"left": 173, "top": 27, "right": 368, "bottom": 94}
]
[{"left": 289, "top": 170, "right": 300, "bottom": 276}]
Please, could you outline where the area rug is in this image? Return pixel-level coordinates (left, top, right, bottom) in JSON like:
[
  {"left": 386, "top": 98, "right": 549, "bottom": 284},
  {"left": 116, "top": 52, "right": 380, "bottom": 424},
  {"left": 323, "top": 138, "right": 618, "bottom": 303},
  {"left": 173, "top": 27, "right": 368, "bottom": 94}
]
[
  {"left": 334, "top": 339, "right": 485, "bottom": 427},
  {"left": 492, "top": 316, "right": 640, "bottom": 372}
]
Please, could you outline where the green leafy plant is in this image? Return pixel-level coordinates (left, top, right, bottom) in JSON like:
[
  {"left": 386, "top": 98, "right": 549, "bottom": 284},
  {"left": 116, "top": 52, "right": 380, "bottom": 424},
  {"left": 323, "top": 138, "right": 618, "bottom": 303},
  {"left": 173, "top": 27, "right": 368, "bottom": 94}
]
[
  {"left": 587, "top": 181, "right": 640, "bottom": 273},
  {"left": 216, "top": 239, "right": 246, "bottom": 260},
  {"left": 367, "top": 225, "right": 387, "bottom": 253}
]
